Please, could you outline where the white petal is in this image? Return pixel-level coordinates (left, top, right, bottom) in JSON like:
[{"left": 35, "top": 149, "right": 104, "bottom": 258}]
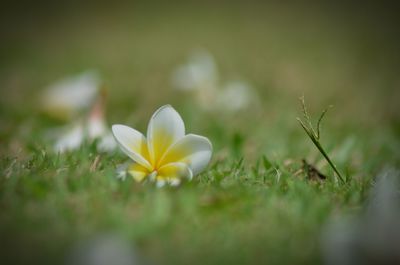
[
  {"left": 218, "top": 80, "right": 253, "bottom": 111},
  {"left": 41, "top": 71, "right": 100, "bottom": 119},
  {"left": 54, "top": 123, "right": 84, "bottom": 153},
  {"left": 160, "top": 134, "right": 212, "bottom": 176},
  {"left": 97, "top": 133, "right": 117, "bottom": 152},
  {"left": 171, "top": 50, "right": 218, "bottom": 91},
  {"left": 88, "top": 118, "right": 107, "bottom": 139},
  {"left": 147, "top": 105, "right": 185, "bottom": 165},
  {"left": 112, "top": 124, "right": 152, "bottom": 170}
]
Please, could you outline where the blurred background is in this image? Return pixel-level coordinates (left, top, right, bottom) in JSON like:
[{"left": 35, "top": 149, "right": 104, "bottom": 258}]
[
  {"left": 1, "top": 1, "right": 399, "bottom": 157},
  {"left": 1, "top": 1, "right": 400, "bottom": 265},
  {"left": 1, "top": 1, "right": 399, "bottom": 119}
]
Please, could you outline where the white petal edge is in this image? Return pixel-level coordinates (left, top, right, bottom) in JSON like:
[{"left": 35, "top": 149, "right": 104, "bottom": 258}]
[
  {"left": 147, "top": 105, "right": 185, "bottom": 163},
  {"left": 160, "top": 134, "right": 212, "bottom": 176},
  {"left": 111, "top": 124, "right": 152, "bottom": 170}
]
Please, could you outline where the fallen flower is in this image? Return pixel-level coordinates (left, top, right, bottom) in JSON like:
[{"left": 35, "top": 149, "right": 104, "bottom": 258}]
[
  {"left": 172, "top": 50, "right": 257, "bottom": 112},
  {"left": 53, "top": 122, "right": 85, "bottom": 153},
  {"left": 218, "top": 80, "right": 255, "bottom": 112},
  {"left": 41, "top": 71, "right": 100, "bottom": 120},
  {"left": 112, "top": 105, "right": 212, "bottom": 187},
  {"left": 171, "top": 50, "right": 218, "bottom": 92},
  {"left": 53, "top": 93, "right": 116, "bottom": 153}
]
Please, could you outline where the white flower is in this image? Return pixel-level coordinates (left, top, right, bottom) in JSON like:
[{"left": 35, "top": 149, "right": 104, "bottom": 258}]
[
  {"left": 171, "top": 50, "right": 218, "bottom": 92},
  {"left": 53, "top": 121, "right": 116, "bottom": 153},
  {"left": 218, "top": 80, "right": 254, "bottom": 111},
  {"left": 112, "top": 105, "right": 212, "bottom": 187},
  {"left": 41, "top": 71, "right": 100, "bottom": 120},
  {"left": 172, "top": 50, "right": 257, "bottom": 112},
  {"left": 53, "top": 94, "right": 116, "bottom": 153},
  {"left": 53, "top": 122, "right": 85, "bottom": 153}
]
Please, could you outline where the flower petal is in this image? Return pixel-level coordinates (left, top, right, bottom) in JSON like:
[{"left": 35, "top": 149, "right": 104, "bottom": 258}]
[
  {"left": 97, "top": 133, "right": 117, "bottom": 152},
  {"left": 158, "top": 162, "right": 193, "bottom": 183},
  {"left": 127, "top": 163, "right": 150, "bottom": 182},
  {"left": 160, "top": 134, "right": 212, "bottom": 175},
  {"left": 112, "top": 124, "right": 152, "bottom": 170},
  {"left": 147, "top": 105, "right": 185, "bottom": 166},
  {"left": 54, "top": 123, "right": 84, "bottom": 153}
]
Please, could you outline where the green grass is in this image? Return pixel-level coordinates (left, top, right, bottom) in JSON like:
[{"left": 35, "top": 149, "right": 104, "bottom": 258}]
[
  {"left": 1, "top": 2, "right": 399, "bottom": 265},
  {"left": 0, "top": 145, "right": 373, "bottom": 265}
]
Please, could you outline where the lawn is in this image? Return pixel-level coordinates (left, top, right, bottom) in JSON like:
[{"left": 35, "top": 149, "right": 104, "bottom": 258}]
[{"left": 0, "top": 2, "right": 399, "bottom": 265}]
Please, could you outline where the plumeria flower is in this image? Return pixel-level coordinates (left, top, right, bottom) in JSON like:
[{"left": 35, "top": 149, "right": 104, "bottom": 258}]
[
  {"left": 172, "top": 50, "right": 257, "bottom": 112},
  {"left": 52, "top": 94, "right": 116, "bottom": 153},
  {"left": 171, "top": 50, "right": 220, "bottom": 111},
  {"left": 53, "top": 122, "right": 85, "bottom": 153},
  {"left": 41, "top": 71, "right": 100, "bottom": 120},
  {"left": 171, "top": 50, "right": 218, "bottom": 92},
  {"left": 112, "top": 105, "right": 212, "bottom": 187},
  {"left": 218, "top": 80, "right": 255, "bottom": 112}
]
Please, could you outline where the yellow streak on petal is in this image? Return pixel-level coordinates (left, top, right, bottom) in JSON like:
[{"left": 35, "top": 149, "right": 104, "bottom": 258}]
[
  {"left": 157, "top": 162, "right": 192, "bottom": 181},
  {"left": 151, "top": 128, "right": 174, "bottom": 168},
  {"left": 128, "top": 163, "right": 150, "bottom": 182},
  {"left": 159, "top": 143, "right": 191, "bottom": 167},
  {"left": 130, "top": 139, "right": 151, "bottom": 165}
]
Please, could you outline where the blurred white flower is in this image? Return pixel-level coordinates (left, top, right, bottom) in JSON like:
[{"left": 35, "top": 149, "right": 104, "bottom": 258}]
[
  {"left": 172, "top": 50, "right": 256, "bottom": 112},
  {"left": 53, "top": 122, "right": 85, "bottom": 153},
  {"left": 322, "top": 167, "right": 400, "bottom": 265},
  {"left": 218, "top": 80, "right": 255, "bottom": 112},
  {"left": 53, "top": 94, "right": 116, "bottom": 153},
  {"left": 172, "top": 50, "right": 218, "bottom": 92},
  {"left": 97, "top": 134, "right": 117, "bottom": 152},
  {"left": 112, "top": 105, "right": 212, "bottom": 187},
  {"left": 41, "top": 71, "right": 100, "bottom": 120}
]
